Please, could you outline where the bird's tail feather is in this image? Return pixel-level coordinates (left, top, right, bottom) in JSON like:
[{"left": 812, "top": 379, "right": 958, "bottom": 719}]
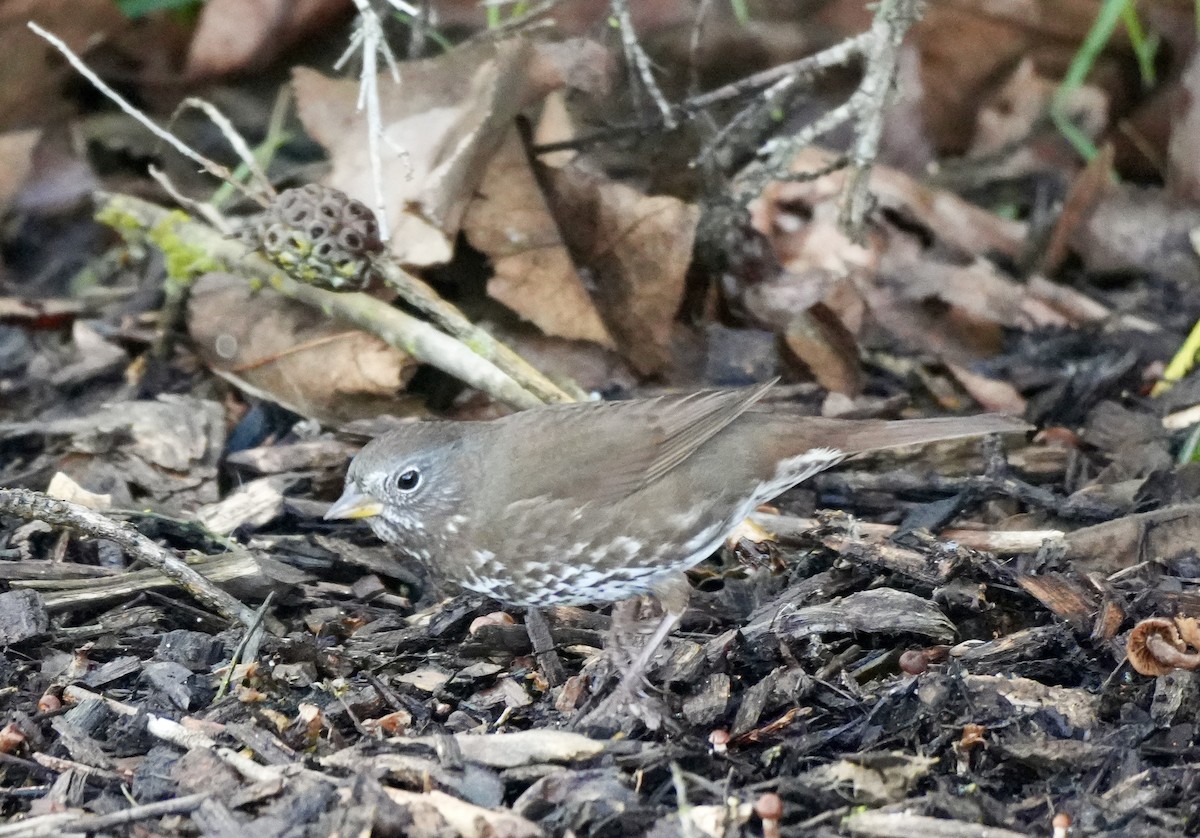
[{"left": 797, "top": 414, "right": 1031, "bottom": 456}]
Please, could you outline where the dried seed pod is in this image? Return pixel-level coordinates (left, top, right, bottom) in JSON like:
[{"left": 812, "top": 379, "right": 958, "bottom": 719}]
[{"left": 239, "top": 185, "right": 383, "bottom": 289}]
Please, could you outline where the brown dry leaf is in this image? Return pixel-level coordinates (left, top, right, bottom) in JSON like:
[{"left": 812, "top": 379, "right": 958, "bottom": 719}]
[
  {"left": 750, "top": 146, "right": 1112, "bottom": 365},
  {"left": 782, "top": 304, "right": 862, "bottom": 396},
  {"left": 741, "top": 195, "right": 874, "bottom": 370},
  {"left": 0, "top": 129, "right": 39, "bottom": 215},
  {"left": 187, "top": 272, "right": 417, "bottom": 426},
  {"left": 945, "top": 363, "right": 1028, "bottom": 414},
  {"left": 546, "top": 164, "right": 701, "bottom": 375},
  {"left": 1024, "top": 276, "right": 1112, "bottom": 324},
  {"left": 747, "top": 192, "right": 878, "bottom": 334},
  {"left": 1168, "top": 49, "right": 1200, "bottom": 201},
  {"left": 463, "top": 128, "right": 614, "bottom": 348},
  {"left": 294, "top": 38, "right": 573, "bottom": 267},
  {"left": 186, "top": 0, "right": 351, "bottom": 77},
  {"left": 1068, "top": 182, "right": 1200, "bottom": 280},
  {"left": 887, "top": 255, "right": 1068, "bottom": 332},
  {"left": 1, "top": 1, "right": 129, "bottom": 132},
  {"left": 856, "top": 267, "right": 1005, "bottom": 364},
  {"left": 765, "top": 147, "right": 1027, "bottom": 262},
  {"left": 913, "top": 0, "right": 1132, "bottom": 155},
  {"left": 533, "top": 89, "right": 579, "bottom": 169},
  {"left": 970, "top": 57, "right": 1107, "bottom": 176},
  {"left": 1039, "top": 143, "right": 1116, "bottom": 275},
  {"left": 527, "top": 38, "right": 613, "bottom": 100}
]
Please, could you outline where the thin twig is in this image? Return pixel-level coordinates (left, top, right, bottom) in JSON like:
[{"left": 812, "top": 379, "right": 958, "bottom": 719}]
[
  {"left": 373, "top": 258, "right": 582, "bottom": 403},
  {"left": 529, "top": 30, "right": 874, "bottom": 161},
  {"left": 724, "top": 0, "right": 925, "bottom": 239},
  {"left": 0, "top": 793, "right": 209, "bottom": 838},
  {"left": 610, "top": 0, "right": 676, "bottom": 129},
  {"left": 173, "top": 96, "right": 275, "bottom": 203},
  {"left": 215, "top": 591, "right": 274, "bottom": 700},
  {"left": 733, "top": 97, "right": 858, "bottom": 203},
  {"left": 27, "top": 22, "right": 259, "bottom": 206},
  {"left": 838, "top": 0, "right": 924, "bottom": 238},
  {"left": 689, "top": 33, "right": 872, "bottom": 111},
  {"left": 686, "top": 0, "right": 717, "bottom": 99},
  {"left": 273, "top": 277, "right": 548, "bottom": 410},
  {"left": 0, "top": 488, "right": 257, "bottom": 629},
  {"left": 211, "top": 85, "right": 295, "bottom": 212},
  {"left": 148, "top": 165, "right": 231, "bottom": 232},
  {"left": 340, "top": 0, "right": 410, "bottom": 240},
  {"left": 475, "top": 0, "right": 563, "bottom": 37}
]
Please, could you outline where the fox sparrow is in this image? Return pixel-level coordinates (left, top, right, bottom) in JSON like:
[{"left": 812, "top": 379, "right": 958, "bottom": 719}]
[{"left": 326, "top": 381, "right": 1027, "bottom": 611}]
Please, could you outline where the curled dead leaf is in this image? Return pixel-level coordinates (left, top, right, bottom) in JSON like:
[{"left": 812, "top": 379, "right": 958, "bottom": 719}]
[
  {"left": 188, "top": 272, "right": 418, "bottom": 426},
  {"left": 546, "top": 164, "right": 700, "bottom": 375},
  {"left": 464, "top": 129, "right": 614, "bottom": 348},
  {"left": 782, "top": 304, "right": 862, "bottom": 396},
  {"left": 186, "top": 0, "right": 351, "bottom": 78},
  {"left": 293, "top": 38, "right": 571, "bottom": 267}
]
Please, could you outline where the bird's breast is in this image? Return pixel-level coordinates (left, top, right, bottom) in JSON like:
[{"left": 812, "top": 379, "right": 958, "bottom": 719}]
[{"left": 428, "top": 493, "right": 749, "bottom": 607}]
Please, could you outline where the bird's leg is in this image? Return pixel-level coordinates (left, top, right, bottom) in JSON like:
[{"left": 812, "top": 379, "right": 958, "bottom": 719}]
[
  {"left": 615, "top": 573, "right": 691, "bottom": 695},
  {"left": 612, "top": 607, "right": 683, "bottom": 695},
  {"left": 577, "top": 575, "right": 690, "bottom": 728}
]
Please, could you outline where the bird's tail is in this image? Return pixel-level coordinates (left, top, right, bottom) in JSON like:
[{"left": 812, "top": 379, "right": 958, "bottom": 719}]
[{"left": 793, "top": 413, "right": 1031, "bottom": 456}]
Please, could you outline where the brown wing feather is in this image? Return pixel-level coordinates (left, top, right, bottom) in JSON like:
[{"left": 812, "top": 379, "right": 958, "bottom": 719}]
[
  {"left": 492, "top": 381, "right": 777, "bottom": 506},
  {"left": 641, "top": 379, "right": 776, "bottom": 484}
]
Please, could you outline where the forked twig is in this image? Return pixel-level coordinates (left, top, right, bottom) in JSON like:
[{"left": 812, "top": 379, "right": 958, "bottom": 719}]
[{"left": 0, "top": 488, "right": 257, "bottom": 629}]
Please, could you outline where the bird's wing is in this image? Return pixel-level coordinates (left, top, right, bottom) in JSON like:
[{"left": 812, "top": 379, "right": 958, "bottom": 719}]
[
  {"left": 639, "top": 379, "right": 776, "bottom": 485},
  {"left": 494, "top": 380, "right": 776, "bottom": 507}
]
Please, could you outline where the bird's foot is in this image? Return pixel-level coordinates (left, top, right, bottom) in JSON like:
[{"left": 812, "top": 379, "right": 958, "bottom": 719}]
[{"left": 573, "top": 670, "right": 673, "bottom": 733}]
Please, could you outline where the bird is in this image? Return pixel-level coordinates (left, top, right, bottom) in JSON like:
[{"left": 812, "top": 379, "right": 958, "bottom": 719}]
[{"left": 325, "top": 380, "right": 1028, "bottom": 716}]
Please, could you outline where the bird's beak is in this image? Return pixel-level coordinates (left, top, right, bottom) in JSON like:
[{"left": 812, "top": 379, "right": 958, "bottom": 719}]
[{"left": 324, "top": 488, "right": 384, "bottom": 521}]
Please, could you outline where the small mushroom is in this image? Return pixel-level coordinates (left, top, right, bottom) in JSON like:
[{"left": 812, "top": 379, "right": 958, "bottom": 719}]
[
  {"left": 959, "top": 723, "right": 986, "bottom": 751},
  {"left": 1176, "top": 615, "right": 1200, "bottom": 648},
  {"left": 754, "top": 792, "right": 782, "bottom": 838},
  {"left": 37, "top": 691, "right": 62, "bottom": 714},
  {"left": 1126, "top": 618, "right": 1200, "bottom": 676},
  {"left": 899, "top": 649, "right": 930, "bottom": 675},
  {"left": 468, "top": 611, "right": 516, "bottom": 635}
]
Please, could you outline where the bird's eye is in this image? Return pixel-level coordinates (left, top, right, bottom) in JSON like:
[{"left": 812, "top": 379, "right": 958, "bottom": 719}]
[{"left": 394, "top": 468, "right": 421, "bottom": 493}]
